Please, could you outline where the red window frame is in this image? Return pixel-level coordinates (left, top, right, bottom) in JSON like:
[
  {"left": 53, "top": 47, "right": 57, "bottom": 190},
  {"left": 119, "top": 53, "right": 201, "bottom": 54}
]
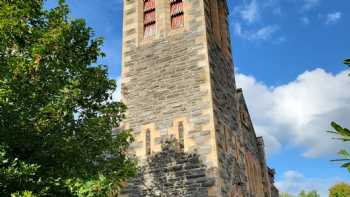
[
  {"left": 170, "top": 0, "right": 184, "bottom": 29},
  {"left": 144, "top": 0, "right": 156, "bottom": 37}
]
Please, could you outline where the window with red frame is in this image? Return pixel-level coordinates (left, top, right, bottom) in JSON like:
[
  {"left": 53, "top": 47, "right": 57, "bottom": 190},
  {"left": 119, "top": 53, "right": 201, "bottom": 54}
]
[
  {"left": 144, "top": 0, "right": 156, "bottom": 37},
  {"left": 170, "top": 0, "right": 184, "bottom": 29}
]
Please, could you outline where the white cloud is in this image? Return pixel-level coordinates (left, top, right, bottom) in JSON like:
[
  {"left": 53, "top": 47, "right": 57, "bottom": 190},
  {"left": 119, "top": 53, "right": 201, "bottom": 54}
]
[
  {"left": 276, "top": 36, "right": 286, "bottom": 44},
  {"left": 325, "top": 12, "right": 342, "bottom": 25},
  {"left": 253, "top": 25, "right": 280, "bottom": 40},
  {"left": 238, "top": 0, "right": 261, "bottom": 23},
  {"left": 301, "top": 17, "right": 310, "bottom": 25},
  {"left": 112, "top": 77, "right": 121, "bottom": 101},
  {"left": 302, "top": 0, "right": 320, "bottom": 10},
  {"left": 236, "top": 69, "right": 350, "bottom": 157},
  {"left": 231, "top": 0, "right": 283, "bottom": 42},
  {"left": 234, "top": 23, "right": 244, "bottom": 37},
  {"left": 234, "top": 23, "right": 280, "bottom": 41},
  {"left": 276, "top": 170, "right": 342, "bottom": 196}
]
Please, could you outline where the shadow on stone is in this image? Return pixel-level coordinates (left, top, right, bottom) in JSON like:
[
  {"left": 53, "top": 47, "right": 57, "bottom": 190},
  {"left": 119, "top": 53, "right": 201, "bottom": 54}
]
[{"left": 122, "top": 138, "right": 215, "bottom": 197}]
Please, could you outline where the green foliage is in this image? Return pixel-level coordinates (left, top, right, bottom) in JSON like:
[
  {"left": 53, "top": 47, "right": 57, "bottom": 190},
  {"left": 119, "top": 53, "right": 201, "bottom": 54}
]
[
  {"left": 11, "top": 191, "right": 37, "bottom": 197},
  {"left": 65, "top": 175, "right": 121, "bottom": 197},
  {"left": 279, "top": 191, "right": 320, "bottom": 197},
  {"left": 329, "top": 182, "right": 350, "bottom": 197},
  {"left": 280, "top": 192, "right": 296, "bottom": 197},
  {"left": 0, "top": 145, "right": 41, "bottom": 196},
  {"left": 329, "top": 122, "right": 350, "bottom": 172},
  {"left": 329, "top": 59, "right": 350, "bottom": 172},
  {"left": 0, "top": 0, "right": 136, "bottom": 196},
  {"left": 298, "top": 190, "right": 320, "bottom": 197},
  {"left": 345, "top": 59, "right": 350, "bottom": 66}
]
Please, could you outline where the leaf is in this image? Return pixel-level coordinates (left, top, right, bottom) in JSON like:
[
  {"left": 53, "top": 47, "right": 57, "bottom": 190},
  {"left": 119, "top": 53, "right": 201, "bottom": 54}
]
[
  {"left": 341, "top": 162, "right": 350, "bottom": 168},
  {"left": 0, "top": 0, "right": 137, "bottom": 195},
  {"left": 331, "top": 122, "right": 350, "bottom": 140},
  {"left": 338, "top": 150, "right": 350, "bottom": 159},
  {"left": 345, "top": 59, "right": 350, "bottom": 66}
]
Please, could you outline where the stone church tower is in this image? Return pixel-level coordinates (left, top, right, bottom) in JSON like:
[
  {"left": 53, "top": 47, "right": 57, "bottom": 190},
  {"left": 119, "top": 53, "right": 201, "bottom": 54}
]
[{"left": 120, "top": 0, "right": 279, "bottom": 196}]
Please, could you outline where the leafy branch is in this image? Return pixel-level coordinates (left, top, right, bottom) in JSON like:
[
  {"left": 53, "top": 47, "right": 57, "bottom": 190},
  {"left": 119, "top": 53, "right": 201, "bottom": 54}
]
[
  {"left": 329, "top": 59, "right": 350, "bottom": 173},
  {"left": 345, "top": 59, "right": 350, "bottom": 66},
  {"left": 330, "top": 122, "right": 350, "bottom": 171}
]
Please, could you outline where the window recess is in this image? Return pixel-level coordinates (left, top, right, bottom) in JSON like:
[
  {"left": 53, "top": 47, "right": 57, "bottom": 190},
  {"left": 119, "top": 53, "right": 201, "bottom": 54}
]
[
  {"left": 146, "top": 129, "right": 151, "bottom": 155},
  {"left": 144, "top": 0, "right": 156, "bottom": 37},
  {"left": 170, "top": 0, "right": 184, "bottom": 29},
  {"left": 178, "top": 122, "right": 184, "bottom": 151}
]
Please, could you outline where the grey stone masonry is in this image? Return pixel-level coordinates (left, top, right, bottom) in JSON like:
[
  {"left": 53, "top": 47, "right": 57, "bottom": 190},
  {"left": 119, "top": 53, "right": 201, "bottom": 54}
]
[
  {"left": 122, "top": 139, "right": 216, "bottom": 197},
  {"left": 121, "top": 0, "right": 279, "bottom": 196}
]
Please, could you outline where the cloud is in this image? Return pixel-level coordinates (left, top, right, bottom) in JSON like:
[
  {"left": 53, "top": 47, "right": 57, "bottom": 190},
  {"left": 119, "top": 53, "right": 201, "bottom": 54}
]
[
  {"left": 325, "top": 12, "right": 342, "bottom": 25},
  {"left": 231, "top": 0, "right": 283, "bottom": 43},
  {"left": 301, "top": 17, "right": 310, "bottom": 25},
  {"left": 238, "top": 0, "right": 261, "bottom": 23},
  {"left": 112, "top": 77, "right": 121, "bottom": 101},
  {"left": 234, "top": 23, "right": 243, "bottom": 37},
  {"left": 252, "top": 25, "right": 280, "bottom": 40},
  {"left": 236, "top": 69, "right": 350, "bottom": 157},
  {"left": 302, "top": 0, "right": 320, "bottom": 10},
  {"left": 276, "top": 170, "right": 342, "bottom": 196},
  {"left": 234, "top": 23, "right": 280, "bottom": 41}
]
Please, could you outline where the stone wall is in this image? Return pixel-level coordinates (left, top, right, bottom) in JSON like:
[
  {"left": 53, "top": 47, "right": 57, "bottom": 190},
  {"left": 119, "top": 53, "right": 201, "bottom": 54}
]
[
  {"left": 238, "top": 91, "right": 264, "bottom": 197},
  {"left": 122, "top": 0, "right": 220, "bottom": 195},
  {"left": 122, "top": 0, "right": 217, "bottom": 165},
  {"left": 237, "top": 90, "right": 279, "bottom": 197},
  {"left": 121, "top": 139, "right": 215, "bottom": 197},
  {"left": 268, "top": 168, "right": 279, "bottom": 197},
  {"left": 121, "top": 0, "right": 279, "bottom": 196},
  {"left": 204, "top": 0, "right": 247, "bottom": 196}
]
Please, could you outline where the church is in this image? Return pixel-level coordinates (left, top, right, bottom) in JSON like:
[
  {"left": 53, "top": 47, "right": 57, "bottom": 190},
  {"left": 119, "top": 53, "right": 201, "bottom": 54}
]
[{"left": 120, "top": 0, "right": 279, "bottom": 196}]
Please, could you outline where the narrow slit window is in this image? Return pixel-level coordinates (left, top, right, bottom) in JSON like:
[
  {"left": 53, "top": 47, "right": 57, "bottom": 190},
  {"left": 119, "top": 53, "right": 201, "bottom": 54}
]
[
  {"left": 146, "top": 129, "right": 151, "bottom": 155},
  {"left": 170, "top": 0, "right": 184, "bottom": 29},
  {"left": 178, "top": 122, "right": 184, "bottom": 150},
  {"left": 144, "top": 0, "right": 156, "bottom": 37}
]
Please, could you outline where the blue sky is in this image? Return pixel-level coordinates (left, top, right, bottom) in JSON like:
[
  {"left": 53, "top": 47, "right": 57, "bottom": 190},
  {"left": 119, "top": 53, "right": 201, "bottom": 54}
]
[{"left": 45, "top": 0, "right": 350, "bottom": 196}]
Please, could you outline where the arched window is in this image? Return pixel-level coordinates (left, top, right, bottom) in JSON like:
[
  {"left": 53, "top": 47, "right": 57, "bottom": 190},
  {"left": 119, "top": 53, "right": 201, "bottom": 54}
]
[
  {"left": 144, "top": 0, "right": 156, "bottom": 37},
  {"left": 178, "top": 122, "right": 184, "bottom": 150},
  {"left": 170, "top": 0, "right": 184, "bottom": 29},
  {"left": 145, "top": 129, "right": 151, "bottom": 155}
]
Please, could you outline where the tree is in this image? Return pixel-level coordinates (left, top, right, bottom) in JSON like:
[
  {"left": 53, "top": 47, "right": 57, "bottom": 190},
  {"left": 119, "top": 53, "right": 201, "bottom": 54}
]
[
  {"left": 279, "top": 191, "right": 320, "bottom": 197},
  {"left": 0, "top": 144, "right": 40, "bottom": 196},
  {"left": 0, "top": 0, "right": 136, "bottom": 196},
  {"left": 298, "top": 190, "right": 320, "bottom": 197},
  {"left": 329, "top": 182, "right": 350, "bottom": 197},
  {"left": 280, "top": 193, "right": 295, "bottom": 197},
  {"left": 329, "top": 59, "right": 350, "bottom": 172}
]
